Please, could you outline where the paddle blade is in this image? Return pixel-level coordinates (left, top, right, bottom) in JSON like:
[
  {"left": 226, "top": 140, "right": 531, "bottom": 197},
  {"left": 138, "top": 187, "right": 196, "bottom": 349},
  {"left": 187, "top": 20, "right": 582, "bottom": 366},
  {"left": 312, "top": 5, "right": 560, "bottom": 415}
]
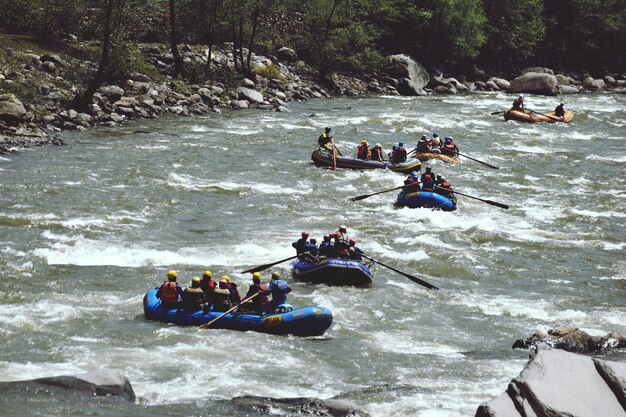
[
  {"left": 350, "top": 194, "right": 372, "bottom": 202},
  {"left": 490, "top": 111, "right": 505, "bottom": 115},
  {"left": 241, "top": 255, "right": 298, "bottom": 274},
  {"left": 485, "top": 200, "right": 509, "bottom": 209}
]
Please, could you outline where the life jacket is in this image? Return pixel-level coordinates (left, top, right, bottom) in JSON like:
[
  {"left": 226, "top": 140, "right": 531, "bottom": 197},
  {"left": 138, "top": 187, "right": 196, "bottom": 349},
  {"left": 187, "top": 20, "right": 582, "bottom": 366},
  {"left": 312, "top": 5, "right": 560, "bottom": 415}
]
[
  {"left": 512, "top": 98, "right": 523, "bottom": 110},
  {"left": 303, "top": 242, "right": 318, "bottom": 256},
  {"left": 394, "top": 147, "right": 407, "bottom": 163},
  {"left": 182, "top": 287, "right": 205, "bottom": 311},
  {"left": 421, "top": 172, "right": 435, "bottom": 190},
  {"left": 357, "top": 144, "right": 370, "bottom": 160},
  {"left": 371, "top": 147, "right": 383, "bottom": 161},
  {"left": 334, "top": 238, "right": 351, "bottom": 258},
  {"left": 201, "top": 278, "right": 216, "bottom": 295},
  {"left": 269, "top": 280, "right": 291, "bottom": 305},
  {"left": 159, "top": 281, "right": 180, "bottom": 303},
  {"left": 441, "top": 143, "right": 456, "bottom": 156},
  {"left": 318, "top": 132, "right": 331, "bottom": 146},
  {"left": 211, "top": 288, "right": 231, "bottom": 311}
]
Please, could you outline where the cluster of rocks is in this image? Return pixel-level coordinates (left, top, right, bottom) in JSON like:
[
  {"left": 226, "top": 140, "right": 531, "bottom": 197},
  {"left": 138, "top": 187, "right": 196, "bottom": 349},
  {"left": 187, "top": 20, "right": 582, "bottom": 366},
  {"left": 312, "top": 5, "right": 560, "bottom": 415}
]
[
  {"left": 2, "top": 42, "right": 626, "bottom": 153},
  {"left": 513, "top": 326, "right": 626, "bottom": 354}
]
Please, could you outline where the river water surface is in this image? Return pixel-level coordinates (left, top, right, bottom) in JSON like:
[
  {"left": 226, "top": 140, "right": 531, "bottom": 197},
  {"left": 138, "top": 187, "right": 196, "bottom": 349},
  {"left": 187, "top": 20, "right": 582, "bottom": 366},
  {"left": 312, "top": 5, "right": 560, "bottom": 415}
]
[{"left": 1, "top": 92, "right": 625, "bottom": 416}]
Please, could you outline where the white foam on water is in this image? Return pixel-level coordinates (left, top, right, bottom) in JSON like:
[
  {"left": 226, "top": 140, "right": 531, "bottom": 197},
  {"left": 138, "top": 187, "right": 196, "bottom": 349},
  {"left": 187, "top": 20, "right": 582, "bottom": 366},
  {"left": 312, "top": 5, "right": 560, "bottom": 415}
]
[
  {"left": 166, "top": 172, "right": 310, "bottom": 195},
  {"left": 585, "top": 154, "right": 626, "bottom": 163},
  {"left": 280, "top": 123, "right": 315, "bottom": 130},
  {"left": 369, "top": 331, "right": 464, "bottom": 358},
  {"left": 135, "top": 144, "right": 169, "bottom": 150},
  {"left": 365, "top": 241, "right": 429, "bottom": 262}
]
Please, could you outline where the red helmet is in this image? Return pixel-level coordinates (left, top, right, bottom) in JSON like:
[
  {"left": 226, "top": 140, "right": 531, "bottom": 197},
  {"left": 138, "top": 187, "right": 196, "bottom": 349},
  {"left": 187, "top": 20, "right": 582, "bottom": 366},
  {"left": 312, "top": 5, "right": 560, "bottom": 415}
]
[
  {"left": 301, "top": 231, "right": 309, "bottom": 238},
  {"left": 323, "top": 234, "right": 330, "bottom": 241},
  {"left": 348, "top": 238, "right": 356, "bottom": 246},
  {"left": 339, "top": 225, "right": 347, "bottom": 233}
]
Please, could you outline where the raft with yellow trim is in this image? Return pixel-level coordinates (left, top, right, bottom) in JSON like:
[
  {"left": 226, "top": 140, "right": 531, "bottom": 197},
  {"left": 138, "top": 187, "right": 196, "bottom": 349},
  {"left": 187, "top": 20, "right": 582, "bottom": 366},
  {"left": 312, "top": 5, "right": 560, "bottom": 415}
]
[
  {"left": 311, "top": 148, "right": 422, "bottom": 174},
  {"left": 413, "top": 152, "right": 460, "bottom": 165},
  {"left": 143, "top": 289, "right": 333, "bottom": 336},
  {"left": 504, "top": 110, "right": 574, "bottom": 123}
]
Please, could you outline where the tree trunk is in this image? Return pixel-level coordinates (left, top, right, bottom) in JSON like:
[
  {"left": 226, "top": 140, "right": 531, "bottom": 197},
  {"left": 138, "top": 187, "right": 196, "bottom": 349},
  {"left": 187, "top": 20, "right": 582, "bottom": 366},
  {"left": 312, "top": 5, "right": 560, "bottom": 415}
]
[
  {"left": 319, "top": 0, "right": 341, "bottom": 77},
  {"left": 169, "top": 0, "right": 184, "bottom": 77},
  {"left": 71, "top": 0, "right": 116, "bottom": 111},
  {"left": 244, "top": 3, "right": 261, "bottom": 76}
]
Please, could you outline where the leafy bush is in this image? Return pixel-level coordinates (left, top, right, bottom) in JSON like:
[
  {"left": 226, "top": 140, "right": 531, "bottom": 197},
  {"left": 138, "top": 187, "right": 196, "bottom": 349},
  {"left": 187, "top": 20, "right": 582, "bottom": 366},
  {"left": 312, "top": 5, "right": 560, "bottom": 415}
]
[{"left": 253, "top": 64, "right": 286, "bottom": 81}]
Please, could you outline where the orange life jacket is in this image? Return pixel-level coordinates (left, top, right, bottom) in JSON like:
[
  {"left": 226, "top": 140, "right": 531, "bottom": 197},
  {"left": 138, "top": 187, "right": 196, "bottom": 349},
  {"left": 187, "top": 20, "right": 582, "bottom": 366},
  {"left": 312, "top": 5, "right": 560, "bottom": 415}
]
[
  {"left": 160, "top": 281, "right": 180, "bottom": 303},
  {"left": 357, "top": 144, "right": 370, "bottom": 160}
]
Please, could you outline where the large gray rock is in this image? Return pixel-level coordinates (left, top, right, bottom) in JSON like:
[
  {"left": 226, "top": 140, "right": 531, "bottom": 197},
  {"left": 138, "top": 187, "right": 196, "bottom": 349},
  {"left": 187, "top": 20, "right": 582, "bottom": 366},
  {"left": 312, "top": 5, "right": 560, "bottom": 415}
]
[
  {"left": 236, "top": 86, "right": 263, "bottom": 103},
  {"left": 386, "top": 54, "right": 430, "bottom": 91},
  {"left": 0, "top": 94, "right": 27, "bottom": 125},
  {"left": 508, "top": 72, "right": 559, "bottom": 96},
  {"left": 397, "top": 78, "right": 427, "bottom": 96},
  {"left": 559, "top": 84, "right": 580, "bottom": 94},
  {"left": 522, "top": 66, "right": 554, "bottom": 75},
  {"left": 0, "top": 369, "right": 135, "bottom": 402},
  {"left": 475, "top": 346, "right": 626, "bottom": 417},
  {"left": 277, "top": 46, "right": 297, "bottom": 63}
]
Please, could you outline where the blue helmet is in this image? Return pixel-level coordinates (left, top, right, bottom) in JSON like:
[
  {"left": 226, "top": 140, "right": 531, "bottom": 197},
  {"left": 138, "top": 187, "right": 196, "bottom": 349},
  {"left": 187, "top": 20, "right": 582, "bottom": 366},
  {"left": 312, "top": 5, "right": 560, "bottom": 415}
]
[
  {"left": 421, "top": 135, "right": 427, "bottom": 140},
  {"left": 433, "top": 132, "right": 439, "bottom": 138},
  {"left": 393, "top": 145, "right": 398, "bottom": 150},
  {"left": 399, "top": 141, "right": 404, "bottom": 147},
  {"left": 444, "top": 136, "right": 452, "bottom": 143}
]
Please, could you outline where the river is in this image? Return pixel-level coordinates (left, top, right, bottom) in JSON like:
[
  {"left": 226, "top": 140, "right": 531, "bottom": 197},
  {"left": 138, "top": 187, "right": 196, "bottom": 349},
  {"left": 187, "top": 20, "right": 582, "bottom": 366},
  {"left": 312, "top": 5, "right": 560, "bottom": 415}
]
[{"left": 0, "top": 92, "right": 624, "bottom": 416}]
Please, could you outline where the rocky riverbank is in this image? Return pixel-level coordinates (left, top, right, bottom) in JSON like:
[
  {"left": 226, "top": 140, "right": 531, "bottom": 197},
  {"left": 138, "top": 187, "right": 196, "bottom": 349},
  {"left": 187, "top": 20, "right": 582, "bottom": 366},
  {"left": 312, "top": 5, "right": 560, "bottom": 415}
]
[{"left": 1, "top": 34, "right": 625, "bottom": 154}]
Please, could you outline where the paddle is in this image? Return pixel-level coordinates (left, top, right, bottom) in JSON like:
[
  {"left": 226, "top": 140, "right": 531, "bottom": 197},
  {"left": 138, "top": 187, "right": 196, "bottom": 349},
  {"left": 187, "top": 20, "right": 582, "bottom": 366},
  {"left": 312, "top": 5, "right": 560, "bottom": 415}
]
[
  {"left": 241, "top": 254, "right": 299, "bottom": 274},
  {"left": 350, "top": 185, "right": 406, "bottom": 201},
  {"left": 527, "top": 108, "right": 560, "bottom": 121},
  {"left": 434, "top": 186, "right": 509, "bottom": 209},
  {"left": 457, "top": 152, "right": 499, "bottom": 169},
  {"left": 359, "top": 253, "right": 438, "bottom": 290},
  {"left": 490, "top": 110, "right": 506, "bottom": 115},
  {"left": 198, "top": 291, "right": 262, "bottom": 329}
]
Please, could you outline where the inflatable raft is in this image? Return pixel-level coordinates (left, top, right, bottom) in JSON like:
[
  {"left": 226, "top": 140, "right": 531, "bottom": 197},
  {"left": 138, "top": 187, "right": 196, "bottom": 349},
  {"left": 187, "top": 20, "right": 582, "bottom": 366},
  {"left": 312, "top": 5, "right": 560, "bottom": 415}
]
[
  {"left": 395, "top": 190, "right": 457, "bottom": 211},
  {"left": 292, "top": 257, "right": 374, "bottom": 286},
  {"left": 414, "top": 152, "right": 460, "bottom": 165},
  {"left": 504, "top": 110, "right": 573, "bottom": 123},
  {"left": 311, "top": 148, "right": 422, "bottom": 174},
  {"left": 143, "top": 289, "right": 333, "bottom": 336}
]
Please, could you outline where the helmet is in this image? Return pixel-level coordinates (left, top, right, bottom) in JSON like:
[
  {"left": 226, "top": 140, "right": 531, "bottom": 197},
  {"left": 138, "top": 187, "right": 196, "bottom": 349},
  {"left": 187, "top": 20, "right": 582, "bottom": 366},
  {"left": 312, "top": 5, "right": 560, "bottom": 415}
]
[
  {"left": 252, "top": 272, "right": 261, "bottom": 279},
  {"left": 202, "top": 270, "right": 212, "bottom": 278},
  {"left": 339, "top": 225, "right": 347, "bottom": 233},
  {"left": 301, "top": 231, "right": 309, "bottom": 238},
  {"left": 392, "top": 145, "right": 398, "bottom": 151},
  {"left": 518, "top": 95, "right": 523, "bottom": 99},
  {"left": 560, "top": 102, "right": 564, "bottom": 106},
  {"left": 361, "top": 139, "right": 368, "bottom": 144},
  {"left": 433, "top": 132, "right": 439, "bottom": 138},
  {"left": 440, "top": 176, "right": 446, "bottom": 181},
  {"left": 310, "top": 237, "right": 317, "bottom": 244},
  {"left": 348, "top": 238, "right": 356, "bottom": 246},
  {"left": 375, "top": 143, "right": 381, "bottom": 147},
  {"left": 323, "top": 234, "right": 330, "bottom": 241},
  {"left": 218, "top": 279, "right": 228, "bottom": 288},
  {"left": 445, "top": 137, "right": 452, "bottom": 143},
  {"left": 399, "top": 141, "right": 404, "bottom": 146},
  {"left": 411, "top": 171, "right": 418, "bottom": 176},
  {"left": 167, "top": 270, "right": 177, "bottom": 280},
  {"left": 426, "top": 166, "right": 432, "bottom": 172},
  {"left": 325, "top": 127, "right": 331, "bottom": 132},
  {"left": 436, "top": 174, "right": 442, "bottom": 178},
  {"left": 221, "top": 275, "right": 231, "bottom": 282},
  {"left": 271, "top": 271, "right": 280, "bottom": 279},
  {"left": 421, "top": 135, "right": 427, "bottom": 140},
  {"left": 191, "top": 276, "right": 201, "bottom": 287}
]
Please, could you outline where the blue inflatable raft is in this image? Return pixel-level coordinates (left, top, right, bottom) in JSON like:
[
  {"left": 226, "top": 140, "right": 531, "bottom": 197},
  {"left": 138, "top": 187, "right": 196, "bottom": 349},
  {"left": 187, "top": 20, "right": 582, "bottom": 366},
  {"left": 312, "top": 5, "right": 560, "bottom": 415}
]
[
  {"left": 395, "top": 190, "right": 457, "bottom": 211},
  {"left": 291, "top": 258, "right": 374, "bottom": 286},
  {"left": 143, "top": 289, "right": 333, "bottom": 337}
]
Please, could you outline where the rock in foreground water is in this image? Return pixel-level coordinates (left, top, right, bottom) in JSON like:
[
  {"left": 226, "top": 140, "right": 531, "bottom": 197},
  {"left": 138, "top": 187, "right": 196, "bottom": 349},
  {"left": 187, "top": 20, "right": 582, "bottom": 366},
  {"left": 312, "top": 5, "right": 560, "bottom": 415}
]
[
  {"left": 513, "top": 327, "right": 626, "bottom": 354},
  {"left": 0, "top": 369, "right": 135, "bottom": 402},
  {"left": 232, "top": 395, "right": 369, "bottom": 417},
  {"left": 475, "top": 345, "right": 626, "bottom": 417}
]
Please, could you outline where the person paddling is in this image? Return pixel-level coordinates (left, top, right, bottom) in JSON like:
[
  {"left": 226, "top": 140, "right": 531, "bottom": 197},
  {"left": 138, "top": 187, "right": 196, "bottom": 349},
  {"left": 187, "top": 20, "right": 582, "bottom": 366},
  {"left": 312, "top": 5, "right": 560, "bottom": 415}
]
[
  {"left": 441, "top": 137, "right": 459, "bottom": 157},
  {"left": 512, "top": 95, "right": 525, "bottom": 112},
  {"left": 318, "top": 127, "right": 333, "bottom": 151},
  {"left": 554, "top": 102, "right": 565, "bottom": 118}
]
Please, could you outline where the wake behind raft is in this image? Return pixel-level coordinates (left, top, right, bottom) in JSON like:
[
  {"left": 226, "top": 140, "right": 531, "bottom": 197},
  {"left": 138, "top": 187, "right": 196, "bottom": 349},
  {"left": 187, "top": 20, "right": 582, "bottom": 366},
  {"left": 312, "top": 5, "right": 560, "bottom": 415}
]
[
  {"left": 311, "top": 148, "right": 422, "bottom": 174},
  {"left": 143, "top": 289, "right": 333, "bottom": 337}
]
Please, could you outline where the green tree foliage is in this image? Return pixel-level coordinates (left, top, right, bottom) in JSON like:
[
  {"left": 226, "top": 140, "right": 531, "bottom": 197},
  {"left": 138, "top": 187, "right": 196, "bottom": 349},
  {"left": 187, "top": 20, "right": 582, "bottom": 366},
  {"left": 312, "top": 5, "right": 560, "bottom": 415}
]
[
  {"left": 540, "top": 0, "right": 626, "bottom": 74},
  {"left": 0, "top": 0, "right": 86, "bottom": 39},
  {"left": 480, "top": 0, "right": 545, "bottom": 74}
]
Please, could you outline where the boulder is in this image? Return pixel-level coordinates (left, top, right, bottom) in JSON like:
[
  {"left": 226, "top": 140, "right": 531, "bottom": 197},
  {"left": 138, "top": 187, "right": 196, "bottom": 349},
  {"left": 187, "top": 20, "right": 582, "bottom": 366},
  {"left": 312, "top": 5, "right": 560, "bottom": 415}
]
[
  {"left": 42, "top": 61, "right": 57, "bottom": 72},
  {"left": 0, "top": 369, "right": 135, "bottom": 402},
  {"left": 508, "top": 72, "right": 559, "bottom": 96},
  {"left": 386, "top": 54, "right": 429, "bottom": 90},
  {"left": 40, "top": 54, "right": 67, "bottom": 67},
  {"left": 513, "top": 327, "right": 626, "bottom": 354},
  {"left": 230, "top": 99, "right": 249, "bottom": 109},
  {"left": 555, "top": 74, "right": 576, "bottom": 85},
  {"left": 242, "top": 78, "right": 255, "bottom": 88},
  {"left": 396, "top": 78, "right": 427, "bottom": 96},
  {"left": 522, "top": 66, "right": 554, "bottom": 75},
  {"left": 236, "top": 86, "right": 263, "bottom": 103},
  {"left": 475, "top": 346, "right": 626, "bottom": 417},
  {"left": 100, "top": 85, "right": 125, "bottom": 102},
  {"left": 232, "top": 396, "right": 369, "bottom": 417},
  {"left": 584, "top": 78, "right": 606, "bottom": 90},
  {"left": 489, "top": 77, "right": 510, "bottom": 90},
  {"left": 559, "top": 84, "right": 580, "bottom": 94},
  {"left": 277, "top": 46, "right": 297, "bottom": 63},
  {"left": 113, "top": 96, "right": 139, "bottom": 108},
  {"left": 485, "top": 80, "right": 500, "bottom": 91},
  {"left": 0, "top": 94, "right": 27, "bottom": 125}
]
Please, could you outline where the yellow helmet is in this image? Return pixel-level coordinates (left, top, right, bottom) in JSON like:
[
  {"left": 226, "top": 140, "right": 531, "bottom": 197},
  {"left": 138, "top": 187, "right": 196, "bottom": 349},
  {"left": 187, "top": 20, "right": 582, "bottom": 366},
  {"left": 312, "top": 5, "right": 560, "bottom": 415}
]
[
  {"left": 252, "top": 272, "right": 261, "bottom": 280},
  {"left": 167, "top": 270, "right": 177, "bottom": 279},
  {"left": 221, "top": 275, "right": 231, "bottom": 282},
  {"left": 271, "top": 271, "right": 280, "bottom": 279},
  {"left": 202, "top": 270, "right": 212, "bottom": 278},
  {"left": 191, "top": 276, "right": 201, "bottom": 287},
  {"left": 361, "top": 139, "right": 368, "bottom": 145}
]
